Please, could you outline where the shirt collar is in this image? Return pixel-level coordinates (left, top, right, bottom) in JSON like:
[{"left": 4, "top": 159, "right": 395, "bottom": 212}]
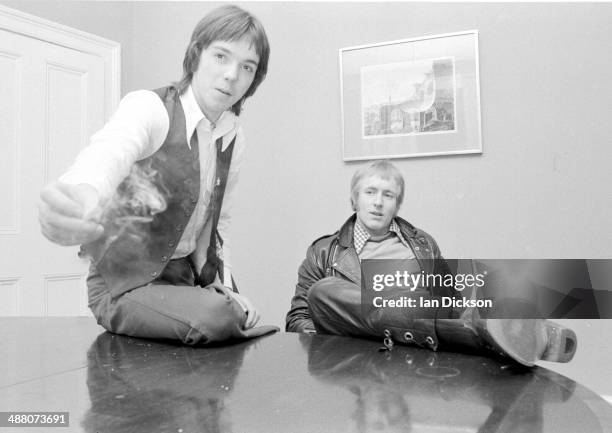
[
  {"left": 353, "top": 218, "right": 410, "bottom": 254},
  {"left": 179, "top": 85, "right": 237, "bottom": 149}
]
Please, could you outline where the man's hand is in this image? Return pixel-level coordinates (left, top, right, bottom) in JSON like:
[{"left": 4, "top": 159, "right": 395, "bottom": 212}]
[
  {"left": 231, "top": 292, "right": 260, "bottom": 330},
  {"left": 205, "top": 283, "right": 261, "bottom": 330},
  {"left": 38, "top": 181, "right": 104, "bottom": 246}
]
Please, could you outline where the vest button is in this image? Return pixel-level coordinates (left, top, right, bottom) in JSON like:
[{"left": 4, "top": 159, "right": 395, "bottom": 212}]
[
  {"left": 161, "top": 256, "right": 168, "bottom": 262},
  {"left": 176, "top": 225, "right": 183, "bottom": 232},
  {"left": 150, "top": 271, "right": 158, "bottom": 277},
  {"left": 168, "top": 241, "right": 175, "bottom": 247},
  {"left": 191, "top": 197, "right": 198, "bottom": 204}
]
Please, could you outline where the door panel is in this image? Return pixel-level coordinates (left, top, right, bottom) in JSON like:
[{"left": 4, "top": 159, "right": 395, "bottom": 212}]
[
  {"left": 0, "top": 20, "right": 114, "bottom": 316},
  {"left": 0, "top": 279, "right": 19, "bottom": 316},
  {"left": 0, "top": 51, "right": 20, "bottom": 235}
]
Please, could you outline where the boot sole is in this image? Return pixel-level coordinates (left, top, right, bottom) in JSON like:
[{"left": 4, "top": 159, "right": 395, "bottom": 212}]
[{"left": 486, "top": 319, "right": 550, "bottom": 366}]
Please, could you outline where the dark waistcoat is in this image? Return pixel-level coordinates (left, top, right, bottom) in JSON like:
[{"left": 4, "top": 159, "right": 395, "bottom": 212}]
[{"left": 82, "top": 86, "right": 233, "bottom": 298}]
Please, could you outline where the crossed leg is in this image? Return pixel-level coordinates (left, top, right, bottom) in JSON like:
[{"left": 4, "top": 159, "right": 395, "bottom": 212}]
[{"left": 87, "top": 262, "right": 246, "bottom": 345}]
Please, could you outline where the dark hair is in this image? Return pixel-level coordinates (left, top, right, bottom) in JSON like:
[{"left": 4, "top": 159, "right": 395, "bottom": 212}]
[{"left": 176, "top": 5, "right": 270, "bottom": 116}]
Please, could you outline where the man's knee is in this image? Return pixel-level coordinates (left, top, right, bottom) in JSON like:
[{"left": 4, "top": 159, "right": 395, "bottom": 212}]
[
  {"left": 188, "top": 286, "right": 246, "bottom": 344},
  {"left": 308, "top": 277, "right": 361, "bottom": 324},
  {"left": 307, "top": 277, "right": 370, "bottom": 336},
  {"left": 90, "top": 290, "right": 166, "bottom": 337},
  {"left": 308, "top": 277, "right": 360, "bottom": 309},
  {"left": 88, "top": 290, "right": 117, "bottom": 332},
  {"left": 308, "top": 277, "right": 340, "bottom": 308}
]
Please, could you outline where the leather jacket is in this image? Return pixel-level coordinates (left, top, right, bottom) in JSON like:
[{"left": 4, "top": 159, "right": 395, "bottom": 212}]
[{"left": 286, "top": 214, "right": 453, "bottom": 345}]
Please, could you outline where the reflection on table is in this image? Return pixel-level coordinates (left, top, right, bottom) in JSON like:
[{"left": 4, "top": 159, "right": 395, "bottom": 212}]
[{"left": 78, "top": 331, "right": 611, "bottom": 433}]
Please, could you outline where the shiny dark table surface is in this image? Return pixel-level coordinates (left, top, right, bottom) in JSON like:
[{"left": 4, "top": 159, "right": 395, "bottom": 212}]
[{"left": 1, "top": 318, "right": 612, "bottom": 433}]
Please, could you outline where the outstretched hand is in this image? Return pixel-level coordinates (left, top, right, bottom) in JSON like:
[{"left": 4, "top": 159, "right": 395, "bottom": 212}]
[{"left": 38, "top": 181, "right": 104, "bottom": 246}]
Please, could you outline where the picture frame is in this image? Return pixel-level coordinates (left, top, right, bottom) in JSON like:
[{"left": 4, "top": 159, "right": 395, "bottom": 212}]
[{"left": 339, "top": 30, "right": 482, "bottom": 161}]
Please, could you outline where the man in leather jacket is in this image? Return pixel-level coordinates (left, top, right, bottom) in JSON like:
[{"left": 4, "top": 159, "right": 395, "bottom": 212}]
[
  {"left": 285, "top": 160, "right": 577, "bottom": 366},
  {"left": 286, "top": 160, "right": 453, "bottom": 349}
]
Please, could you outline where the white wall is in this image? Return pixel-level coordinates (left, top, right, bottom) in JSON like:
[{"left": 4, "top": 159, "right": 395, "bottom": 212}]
[
  {"left": 128, "top": 2, "right": 612, "bottom": 397},
  {"left": 125, "top": 1, "right": 612, "bottom": 314},
  {"left": 5, "top": 1, "right": 612, "bottom": 398}
]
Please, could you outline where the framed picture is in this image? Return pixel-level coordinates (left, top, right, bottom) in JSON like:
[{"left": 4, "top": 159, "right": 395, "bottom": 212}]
[{"left": 339, "top": 30, "right": 482, "bottom": 161}]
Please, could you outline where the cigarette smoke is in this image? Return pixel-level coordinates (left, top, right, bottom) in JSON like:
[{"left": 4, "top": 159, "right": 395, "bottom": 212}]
[{"left": 87, "top": 160, "right": 169, "bottom": 261}]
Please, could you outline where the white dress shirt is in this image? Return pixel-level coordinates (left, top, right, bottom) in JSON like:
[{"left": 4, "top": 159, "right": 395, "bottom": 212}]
[{"left": 61, "top": 86, "right": 245, "bottom": 288}]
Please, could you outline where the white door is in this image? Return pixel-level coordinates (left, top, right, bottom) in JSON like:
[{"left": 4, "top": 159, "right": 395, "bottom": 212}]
[{"left": 0, "top": 7, "right": 120, "bottom": 316}]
